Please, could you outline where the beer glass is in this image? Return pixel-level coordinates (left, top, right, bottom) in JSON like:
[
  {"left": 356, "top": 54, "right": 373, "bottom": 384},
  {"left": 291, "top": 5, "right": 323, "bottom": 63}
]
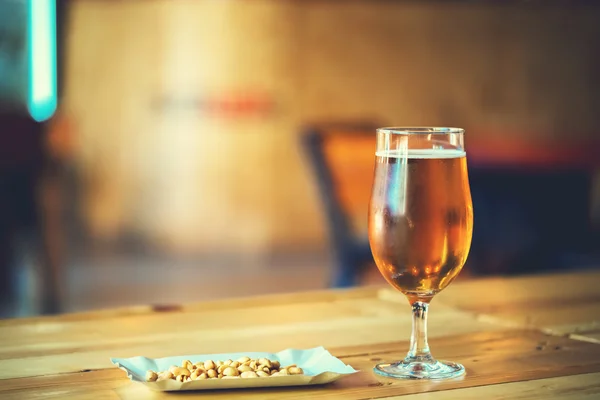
[{"left": 369, "top": 127, "right": 473, "bottom": 379}]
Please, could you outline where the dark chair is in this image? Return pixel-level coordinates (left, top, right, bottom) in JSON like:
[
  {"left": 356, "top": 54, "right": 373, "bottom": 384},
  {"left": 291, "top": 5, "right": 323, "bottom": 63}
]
[
  {"left": 466, "top": 138, "right": 600, "bottom": 276},
  {"left": 301, "top": 123, "right": 378, "bottom": 288}
]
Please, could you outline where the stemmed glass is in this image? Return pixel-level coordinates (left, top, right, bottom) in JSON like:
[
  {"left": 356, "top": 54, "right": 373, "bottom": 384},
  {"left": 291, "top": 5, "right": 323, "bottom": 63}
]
[{"left": 368, "top": 127, "right": 473, "bottom": 379}]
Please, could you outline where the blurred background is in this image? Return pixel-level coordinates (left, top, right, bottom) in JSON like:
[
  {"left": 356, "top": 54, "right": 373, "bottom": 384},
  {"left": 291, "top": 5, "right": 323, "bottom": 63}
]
[{"left": 1, "top": 0, "right": 599, "bottom": 318}]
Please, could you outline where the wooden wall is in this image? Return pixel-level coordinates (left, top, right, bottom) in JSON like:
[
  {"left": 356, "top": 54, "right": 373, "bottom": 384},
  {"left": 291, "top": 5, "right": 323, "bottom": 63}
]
[{"left": 60, "top": 0, "right": 600, "bottom": 254}]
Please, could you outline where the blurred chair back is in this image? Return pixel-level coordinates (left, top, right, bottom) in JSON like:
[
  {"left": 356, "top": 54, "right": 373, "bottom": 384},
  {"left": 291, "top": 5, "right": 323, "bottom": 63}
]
[
  {"left": 467, "top": 137, "right": 600, "bottom": 275},
  {"left": 301, "top": 123, "right": 378, "bottom": 288}
]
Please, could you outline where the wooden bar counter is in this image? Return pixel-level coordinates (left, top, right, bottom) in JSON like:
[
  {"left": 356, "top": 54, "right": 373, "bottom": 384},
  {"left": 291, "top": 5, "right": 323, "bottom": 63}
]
[{"left": 1, "top": 269, "right": 599, "bottom": 399}]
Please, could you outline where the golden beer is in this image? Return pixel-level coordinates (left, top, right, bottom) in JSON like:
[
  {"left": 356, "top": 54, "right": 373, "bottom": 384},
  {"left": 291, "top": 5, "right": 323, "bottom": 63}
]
[{"left": 369, "top": 149, "right": 473, "bottom": 303}]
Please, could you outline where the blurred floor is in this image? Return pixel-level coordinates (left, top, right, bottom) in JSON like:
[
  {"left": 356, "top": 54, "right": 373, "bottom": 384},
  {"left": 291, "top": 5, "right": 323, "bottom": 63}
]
[
  {"left": 66, "top": 253, "right": 336, "bottom": 312},
  {"left": 65, "top": 254, "right": 393, "bottom": 313},
  {"left": 1, "top": 251, "right": 391, "bottom": 318}
]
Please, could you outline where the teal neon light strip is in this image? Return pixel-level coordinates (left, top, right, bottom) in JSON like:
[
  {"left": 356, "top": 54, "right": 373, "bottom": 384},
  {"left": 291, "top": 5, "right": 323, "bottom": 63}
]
[{"left": 27, "top": 0, "right": 57, "bottom": 122}]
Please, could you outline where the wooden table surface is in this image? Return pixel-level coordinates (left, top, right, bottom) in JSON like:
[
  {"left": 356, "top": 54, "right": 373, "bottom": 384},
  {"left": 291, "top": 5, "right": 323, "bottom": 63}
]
[{"left": 1, "top": 269, "right": 600, "bottom": 399}]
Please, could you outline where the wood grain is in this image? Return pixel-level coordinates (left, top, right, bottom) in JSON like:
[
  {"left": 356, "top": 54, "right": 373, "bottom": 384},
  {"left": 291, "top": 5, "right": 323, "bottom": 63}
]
[
  {"left": 1, "top": 271, "right": 600, "bottom": 398},
  {"left": 0, "top": 292, "right": 497, "bottom": 379},
  {"left": 379, "top": 269, "right": 600, "bottom": 338},
  {"left": 1, "top": 330, "right": 599, "bottom": 399},
  {"left": 390, "top": 372, "right": 600, "bottom": 400},
  {"left": 570, "top": 329, "right": 600, "bottom": 345}
]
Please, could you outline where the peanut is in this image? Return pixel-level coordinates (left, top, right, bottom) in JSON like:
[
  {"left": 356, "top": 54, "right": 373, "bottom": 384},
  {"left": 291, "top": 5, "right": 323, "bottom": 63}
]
[
  {"left": 149, "top": 356, "right": 304, "bottom": 382},
  {"left": 204, "top": 360, "right": 216, "bottom": 370},
  {"left": 145, "top": 370, "right": 158, "bottom": 382},
  {"left": 191, "top": 370, "right": 207, "bottom": 380},
  {"left": 241, "top": 371, "right": 259, "bottom": 378},
  {"left": 157, "top": 371, "right": 174, "bottom": 381},
  {"left": 223, "top": 366, "right": 239, "bottom": 377},
  {"left": 170, "top": 367, "right": 191, "bottom": 377},
  {"left": 288, "top": 367, "right": 303, "bottom": 375},
  {"left": 207, "top": 369, "right": 218, "bottom": 378},
  {"left": 238, "top": 365, "right": 253, "bottom": 373}
]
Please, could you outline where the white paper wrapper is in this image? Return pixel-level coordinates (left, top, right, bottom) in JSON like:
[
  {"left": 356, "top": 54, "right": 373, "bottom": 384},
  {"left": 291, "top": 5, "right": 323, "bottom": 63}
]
[{"left": 110, "top": 347, "right": 358, "bottom": 391}]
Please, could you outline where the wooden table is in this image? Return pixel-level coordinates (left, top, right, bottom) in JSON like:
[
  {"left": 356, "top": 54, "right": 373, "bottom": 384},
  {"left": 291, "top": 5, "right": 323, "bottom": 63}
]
[{"left": 1, "top": 269, "right": 600, "bottom": 399}]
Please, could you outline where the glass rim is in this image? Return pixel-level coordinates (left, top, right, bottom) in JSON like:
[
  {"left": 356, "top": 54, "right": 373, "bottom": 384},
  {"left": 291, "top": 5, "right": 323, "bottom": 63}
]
[{"left": 377, "top": 127, "right": 465, "bottom": 135}]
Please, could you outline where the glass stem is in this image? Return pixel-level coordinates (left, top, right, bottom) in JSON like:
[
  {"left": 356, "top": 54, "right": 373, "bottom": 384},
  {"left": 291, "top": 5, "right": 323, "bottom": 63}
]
[{"left": 406, "top": 301, "right": 433, "bottom": 362}]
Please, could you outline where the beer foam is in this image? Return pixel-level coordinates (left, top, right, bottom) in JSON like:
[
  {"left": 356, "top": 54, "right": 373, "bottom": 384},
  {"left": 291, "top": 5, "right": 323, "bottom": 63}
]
[{"left": 376, "top": 149, "right": 466, "bottom": 159}]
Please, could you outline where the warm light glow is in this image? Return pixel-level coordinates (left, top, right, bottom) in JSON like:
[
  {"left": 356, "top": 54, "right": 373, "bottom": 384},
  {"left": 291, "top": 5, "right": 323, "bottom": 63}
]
[{"left": 27, "top": 0, "right": 57, "bottom": 122}]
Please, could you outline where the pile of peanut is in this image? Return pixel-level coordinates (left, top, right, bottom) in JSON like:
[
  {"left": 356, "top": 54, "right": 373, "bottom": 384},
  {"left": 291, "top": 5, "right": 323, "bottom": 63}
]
[{"left": 145, "top": 356, "right": 304, "bottom": 382}]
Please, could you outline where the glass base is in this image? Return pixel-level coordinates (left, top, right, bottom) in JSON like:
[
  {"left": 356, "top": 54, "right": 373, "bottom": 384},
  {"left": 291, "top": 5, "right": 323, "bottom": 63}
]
[{"left": 374, "top": 358, "right": 465, "bottom": 380}]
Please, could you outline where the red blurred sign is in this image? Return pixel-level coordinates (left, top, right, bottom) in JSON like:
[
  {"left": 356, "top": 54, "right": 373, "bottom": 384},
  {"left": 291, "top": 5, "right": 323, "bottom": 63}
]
[{"left": 152, "top": 90, "right": 277, "bottom": 119}]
